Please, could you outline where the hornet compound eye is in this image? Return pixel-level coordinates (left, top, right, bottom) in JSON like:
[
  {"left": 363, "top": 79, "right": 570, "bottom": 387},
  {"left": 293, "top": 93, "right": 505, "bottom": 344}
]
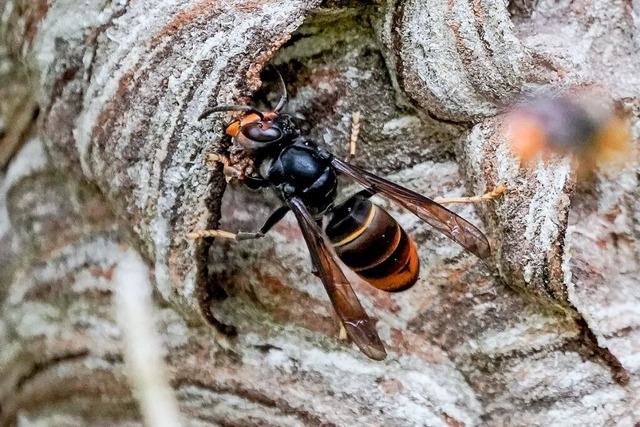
[{"left": 242, "top": 121, "right": 282, "bottom": 142}]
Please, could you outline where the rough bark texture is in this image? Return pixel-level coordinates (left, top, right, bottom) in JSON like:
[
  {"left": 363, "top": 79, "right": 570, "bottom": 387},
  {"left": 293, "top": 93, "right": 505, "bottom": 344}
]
[{"left": 1, "top": 0, "right": 639, "bottom": 426}]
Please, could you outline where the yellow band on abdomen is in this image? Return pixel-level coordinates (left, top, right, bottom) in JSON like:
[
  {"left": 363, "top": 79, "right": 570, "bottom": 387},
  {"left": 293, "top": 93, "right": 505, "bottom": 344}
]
[{"left": 333, "top": 204, "right": 376, "bottom": 247}]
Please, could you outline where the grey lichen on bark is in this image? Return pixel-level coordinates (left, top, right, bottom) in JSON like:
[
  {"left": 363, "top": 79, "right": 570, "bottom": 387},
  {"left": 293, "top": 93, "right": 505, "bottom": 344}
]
[{"left": 1, "top": 0, "right": 640, "bottom": 426}]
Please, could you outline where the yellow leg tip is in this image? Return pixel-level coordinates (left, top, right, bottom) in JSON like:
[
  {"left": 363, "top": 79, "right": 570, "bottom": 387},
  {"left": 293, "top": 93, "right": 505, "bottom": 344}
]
[{"left": 186, "top": 232, "right": 202, "bottom": 240}]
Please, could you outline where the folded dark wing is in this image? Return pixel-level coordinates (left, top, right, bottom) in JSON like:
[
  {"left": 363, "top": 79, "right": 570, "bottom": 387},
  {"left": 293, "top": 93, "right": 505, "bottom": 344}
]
[
  {"left": 332, "top": 158, "right": 490, "bottom": 259},
  {"left": 287, "top": 196, "right": 387, "bottom": 360}
]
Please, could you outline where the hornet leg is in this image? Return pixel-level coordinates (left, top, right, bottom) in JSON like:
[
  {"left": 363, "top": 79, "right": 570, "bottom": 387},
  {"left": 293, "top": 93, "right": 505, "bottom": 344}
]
[
  {"left": 208, "top": 153, "right": 268, "bottom": 188},
  {"left": 207, "top": 153, "right": 241, "bottom": 183},
  {"left": 434, "top": 183, "right": 508, "bottom": 205},
  {"left": 187, "top": 206, "right": 290, "bottom": 241},
  {"left": 338, "top": 322, "right": 348, "bottom": 341},
  {"left": 344, "top": 111, "right": 361, "bottom": 163}
]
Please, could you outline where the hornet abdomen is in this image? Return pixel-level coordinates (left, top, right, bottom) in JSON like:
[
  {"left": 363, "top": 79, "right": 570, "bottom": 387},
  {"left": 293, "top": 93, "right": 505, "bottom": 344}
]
[{"left": 325, "top": 195, "right": 420, "bottom": 292}]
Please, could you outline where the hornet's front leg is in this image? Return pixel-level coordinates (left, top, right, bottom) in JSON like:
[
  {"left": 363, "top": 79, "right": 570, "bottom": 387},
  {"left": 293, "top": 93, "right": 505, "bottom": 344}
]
[
  {"left": 207, "top": 153, "right": 240, "bottom": 183},
  {"left": 208, "top": 153, "right": 268, "bottom": 189}
]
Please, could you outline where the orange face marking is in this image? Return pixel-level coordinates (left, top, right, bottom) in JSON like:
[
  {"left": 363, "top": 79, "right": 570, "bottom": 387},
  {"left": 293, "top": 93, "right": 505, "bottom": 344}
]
[
  {"left": 239, "top": 113, "right": 261, "bottom": 127},
  {"left": 225, "top": 113, "right": 265, "bottom": 137},
  {"left": 225, "top": 121, "right": 240, "bottom": 137}
]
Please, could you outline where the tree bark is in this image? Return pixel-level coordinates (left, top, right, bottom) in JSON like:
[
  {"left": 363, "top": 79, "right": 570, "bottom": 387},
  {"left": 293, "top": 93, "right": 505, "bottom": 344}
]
[{"left": 1, "top": 0, "right": 639, "bottom": 426}]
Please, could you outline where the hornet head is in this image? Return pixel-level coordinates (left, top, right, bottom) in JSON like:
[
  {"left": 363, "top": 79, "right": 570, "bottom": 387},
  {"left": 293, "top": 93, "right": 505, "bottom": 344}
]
[{"left": 199, "top": 69, "right": 297, "bottom": 153}]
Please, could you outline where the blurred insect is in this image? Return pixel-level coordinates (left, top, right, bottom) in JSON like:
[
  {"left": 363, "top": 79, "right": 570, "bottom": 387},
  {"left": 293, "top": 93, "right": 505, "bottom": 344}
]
[
  {"left": 506, "top": 95, "right": 632, "bottom": 176},
  {"left": 190, "top": 71, "right": 502, "bottom": 360}
]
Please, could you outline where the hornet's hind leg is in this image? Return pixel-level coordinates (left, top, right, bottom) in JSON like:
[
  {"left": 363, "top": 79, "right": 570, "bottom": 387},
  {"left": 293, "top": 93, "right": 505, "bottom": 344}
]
[
  {"left": 434, "top": 183, "right": 508, "bottom": 205},
  {"left": 342, "top": 111, "right": 507, "bottom": 204}
]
